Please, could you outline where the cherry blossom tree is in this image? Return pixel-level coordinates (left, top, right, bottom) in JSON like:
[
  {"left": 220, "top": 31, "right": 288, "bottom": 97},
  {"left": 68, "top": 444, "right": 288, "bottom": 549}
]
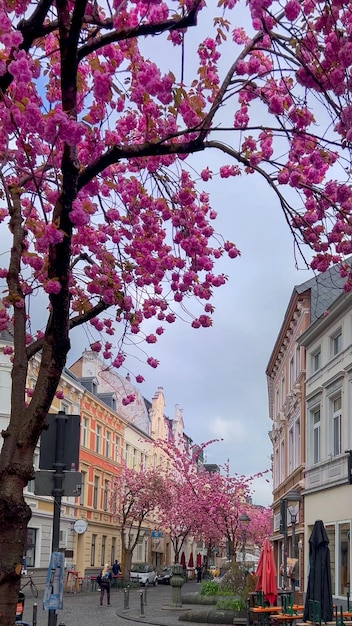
[
  {"left": 110, "top": 465, "right": 164, "bottom": 580},
  {"left": 198, "top": 467, "right": 271, "bottom": 563},
  {"left": 1, "top": 0, "right": 352, "bottom": 621}
]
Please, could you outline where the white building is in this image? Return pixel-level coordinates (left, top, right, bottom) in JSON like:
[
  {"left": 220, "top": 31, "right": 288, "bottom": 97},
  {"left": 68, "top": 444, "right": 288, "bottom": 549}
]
[{"left": 298, "top": 290, "right": 352, "bottom": 601}]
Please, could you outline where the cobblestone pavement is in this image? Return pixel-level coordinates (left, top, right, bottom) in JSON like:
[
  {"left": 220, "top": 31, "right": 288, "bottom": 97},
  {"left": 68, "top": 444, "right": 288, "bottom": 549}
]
[{"left": 21, "top": 580, "right": 207, "bottom": 626}]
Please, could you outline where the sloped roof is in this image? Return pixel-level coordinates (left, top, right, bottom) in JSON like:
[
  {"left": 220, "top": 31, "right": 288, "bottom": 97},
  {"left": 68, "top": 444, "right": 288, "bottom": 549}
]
[
  {"left": 294, "top": 262, "right": 349, "bottom": 323},
  {"left": 266, "top": 261, "right": 351, "bottom": 376}
]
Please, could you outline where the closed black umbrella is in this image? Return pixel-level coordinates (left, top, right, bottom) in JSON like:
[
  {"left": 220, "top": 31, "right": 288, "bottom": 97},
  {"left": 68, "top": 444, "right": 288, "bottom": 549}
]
[{"left": 303, "top": 520, "right": 333, "bottom": 623}]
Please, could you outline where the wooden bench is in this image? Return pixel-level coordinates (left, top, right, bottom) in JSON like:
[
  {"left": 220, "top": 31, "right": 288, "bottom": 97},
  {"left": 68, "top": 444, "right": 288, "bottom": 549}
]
[{"left": 271, "top": 613, "right": 303, "bottom": 626}]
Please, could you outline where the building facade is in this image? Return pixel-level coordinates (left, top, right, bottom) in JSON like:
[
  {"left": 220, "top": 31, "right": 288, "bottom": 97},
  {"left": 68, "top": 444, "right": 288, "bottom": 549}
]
[
  {"left": 267, "top": 266, "right": 347, "bottom": 593},
  {"left": 298, "top": 290, "right": 352, "bottom": 601}
]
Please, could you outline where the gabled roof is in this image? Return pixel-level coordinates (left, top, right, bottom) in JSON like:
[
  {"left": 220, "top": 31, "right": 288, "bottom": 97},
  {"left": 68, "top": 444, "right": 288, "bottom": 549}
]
[{"left": 266, "top": 261, "right": 350, "bottom": 376}]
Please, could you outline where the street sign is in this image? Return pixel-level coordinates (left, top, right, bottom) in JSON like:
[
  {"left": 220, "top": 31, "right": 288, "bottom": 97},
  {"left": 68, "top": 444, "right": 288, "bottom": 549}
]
[
  {"left": 34, "top": 470, "right": 82, "bottom": 496},
  {"left": 39, "top": 413, "right": 80, "bottom": 470},
  {"left": 151, "top": 530, "right": 162, "bottom": 538}
]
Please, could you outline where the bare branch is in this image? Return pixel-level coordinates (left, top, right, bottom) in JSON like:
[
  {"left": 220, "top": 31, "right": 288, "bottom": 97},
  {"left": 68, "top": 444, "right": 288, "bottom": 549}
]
[{"left": 77, "top": 1, "right": 201, "bottom": 61}]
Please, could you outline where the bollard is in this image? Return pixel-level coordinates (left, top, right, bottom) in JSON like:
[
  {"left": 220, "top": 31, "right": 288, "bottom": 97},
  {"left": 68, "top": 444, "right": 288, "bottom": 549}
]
[
  {"left": 140, "top": 590, "right": 144, "bottom": 617},
  {"left": 144, "top": 580, "right": 148, "bottom": 606},
  {"left": 32, "top": 603, "right": 37, "bottom": 626}
]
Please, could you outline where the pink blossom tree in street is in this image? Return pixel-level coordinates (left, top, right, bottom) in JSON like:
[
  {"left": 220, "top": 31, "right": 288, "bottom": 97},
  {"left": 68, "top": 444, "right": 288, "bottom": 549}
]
[
  {"left": 110, "top": 465, "right": 164, "bottom": 581},
  {"left": 198, "top": 467, "right": 271, "bottom": 563},
  {"left": 2, "top": 0, "right": 352, "bottom": 621}
]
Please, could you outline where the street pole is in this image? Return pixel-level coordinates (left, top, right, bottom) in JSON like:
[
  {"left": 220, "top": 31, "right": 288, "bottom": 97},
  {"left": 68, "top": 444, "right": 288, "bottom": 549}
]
[
  {"left": 242, "top": 529, "right": 246, "bottom": 565},
  {"left": 48, "top": 412, "right": 67, "bottom": 626},
  {"left": 280, "top": 498, "right": 288, "bottom": 589},
  {"left": 290, "top": 514, "right": 297, "bottom": 594}
]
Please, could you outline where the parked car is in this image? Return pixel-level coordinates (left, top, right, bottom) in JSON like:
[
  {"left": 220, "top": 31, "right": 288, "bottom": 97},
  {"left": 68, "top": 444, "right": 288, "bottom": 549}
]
[
  {"left": 129, "top": 563, "right": 158, "bottom": 586},
  {"left": 207, "top": 565, "right": 220, "bottom": 578},
  {"left": 157, "top": 566, "right": 173, "bottom": 584}
]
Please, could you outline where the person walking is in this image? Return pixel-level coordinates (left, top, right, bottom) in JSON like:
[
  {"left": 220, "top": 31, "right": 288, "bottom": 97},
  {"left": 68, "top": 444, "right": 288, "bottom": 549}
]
[
  {"left": 98, "top": 564, "right": 112, "bottom": 606},
  {"left": 112, "top": 560, "right": 121, "bottom": 576},
  {"left": 196, "top": 565, "right": 202, "bottom": 583}
]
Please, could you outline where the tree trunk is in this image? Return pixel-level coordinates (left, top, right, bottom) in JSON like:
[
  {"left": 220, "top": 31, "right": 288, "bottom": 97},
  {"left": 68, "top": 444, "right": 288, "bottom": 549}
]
[
  {"left": 123, "top": 548, "right": 133, "bottom": 583},
  {"left": 0, "top": 407, "right": 42, "bottom": 625}
]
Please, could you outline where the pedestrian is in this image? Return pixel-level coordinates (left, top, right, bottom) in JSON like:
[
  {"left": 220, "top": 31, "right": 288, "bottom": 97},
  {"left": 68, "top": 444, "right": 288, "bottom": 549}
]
[
  {"left": 196, "top": 565, "right": 202, "bottom": 583},
  {"left": 112, "top": 559, "right": 121, "bottom": 576},
  {"left": 97, "top": 564, "right": 112, "bottom": 606}
]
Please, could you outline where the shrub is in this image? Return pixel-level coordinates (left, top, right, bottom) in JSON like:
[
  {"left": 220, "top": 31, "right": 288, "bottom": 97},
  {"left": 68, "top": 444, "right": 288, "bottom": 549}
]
[
  {"left": 216, "top": 598, "right": 246, "bottom": 611},
  {"left": 200, "top": 580, "right": 220, "bottom": 596}
]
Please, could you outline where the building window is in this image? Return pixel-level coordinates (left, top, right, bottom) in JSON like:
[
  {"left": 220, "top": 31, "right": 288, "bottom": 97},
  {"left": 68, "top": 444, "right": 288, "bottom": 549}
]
[
  {"left": 312, "top": 408, "right": 321, "bottom": 464},
  {"left": 114, "top": 437, "right": 120, "bottom": 463},
  {"left": 95, "top": 424, "right": 101, "bottom": 454},
  {"left": 105, "top": 431, "right": 111, "bottom": 458},
  {"left": 294, "top": 417, "right": 300, "bottom": 467},
  {"left": 331, "top": 329, "right": 342, "bottom": 357},
  {"left": 80, "top": 471, "right": 86, "bottom": 506},
  {"left": 331, "top": 395, "right": 342, "bottom": 456},
  {"left": 91, "top": 534, "right": 97, "bottom": 566},
  {"left": 81, "top": 418, "right": 88, "bottom": 447},
  {"left": 111, "top": 537, "right": 116, "bottom": 565},
  {"left": 101, "top": 535, "right": 107, "bottom": 566},
  {"left": 25, "top": 528, "right": 37, "bottom": 567},
  {"left": 132, "top": 448, "right": 137, "bottom": 470},
  {"left": 281, "top": 376, "right": 285, "bottom": 404},
  {"left": 274, "top": 448, "right": 279, "bottom": 489},
  {"left": 289, "top": 357, "right": 294, "bottom": 389},
  {"left": 312, "top": 348, "right": 321, "bottom": 373},
  {"left": 275, "top": 389, "right": 279, "bottom": 416},
  {"left": 124, "top": 443, "right": 129, "bottom": 466},
  {"left": 61, "top": 401, "right": 70, "bottom": 414},
  {"left": 280, "top": 439, "right": 285, "bottom": 482},
  {"left": 339, "top": 522, "right": 350, "bottom": 597},
  {"left": 103, "top": 479, "right": 109, "bottom": 511},
  {"left": 93, "top": 476, "right": 99, "bottom": 509},
  {"left": 295, "top": 345, "right": 300, "bottom": 378},
  {"left": 288, "top": 427, "right": 294, "bottom": 474}
]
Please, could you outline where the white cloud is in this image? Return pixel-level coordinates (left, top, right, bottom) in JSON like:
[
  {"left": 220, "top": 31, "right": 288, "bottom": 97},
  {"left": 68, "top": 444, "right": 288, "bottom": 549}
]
[{"left": 207, "top": 415, "right": 246, "bottom": 444}]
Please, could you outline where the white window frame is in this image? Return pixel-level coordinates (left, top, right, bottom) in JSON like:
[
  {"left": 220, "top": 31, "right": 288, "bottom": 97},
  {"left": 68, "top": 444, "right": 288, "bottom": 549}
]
[
  {"left": 311, "top": 347, "right": 321, "bottom": 373},
  {"left": 331, "top": 328, "right": 342, "bottom": 357},
  {"left": 114, "top": 437, "right": 120, "bottom": 463},
  {"left": 81, "top": 417, "right": 88, "bottom": 447},
  {"left": 312, "top": 407, "right": 321, "bottom": 465},
  {"left": 294, "top": 417, "right": 300, "bottom": 467},
  {"left": 331, "top": 394, "right": 342, "bottom": 457},
  {"left": 95, "top": 424, "right": 101, "bottom": 454},
  {"left": 93, "top": 475, "right": 99, "bottom": 508},
  {"left": 105, "top": 431, "right": 111, "bottom": 458}
]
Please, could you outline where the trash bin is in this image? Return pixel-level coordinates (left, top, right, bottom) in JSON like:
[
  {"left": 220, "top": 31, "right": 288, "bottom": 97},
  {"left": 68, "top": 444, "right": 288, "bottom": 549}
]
[{"left": 16, "top": 592, "right": 25, "bottom": 621}]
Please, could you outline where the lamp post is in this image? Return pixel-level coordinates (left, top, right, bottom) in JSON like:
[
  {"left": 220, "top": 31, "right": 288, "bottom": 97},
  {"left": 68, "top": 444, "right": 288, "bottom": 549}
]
[
  {"left": 286, "top": 489, "right": 301, "bottom": 593},
  {"left": 239, "top": 513, "right": 250, "bottom": 576}
]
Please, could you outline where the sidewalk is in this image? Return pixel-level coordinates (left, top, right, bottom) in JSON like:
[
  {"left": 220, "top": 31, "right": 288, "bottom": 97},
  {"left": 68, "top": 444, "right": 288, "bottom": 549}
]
[{"left": 21, "top": 580, "right": 209, "bottom": 626}]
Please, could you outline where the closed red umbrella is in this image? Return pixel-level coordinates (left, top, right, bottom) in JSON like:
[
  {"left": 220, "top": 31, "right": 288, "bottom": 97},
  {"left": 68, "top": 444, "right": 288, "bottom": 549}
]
[
  {"left": 255, "top": 537, "right": 277, "bottom": 606},
  {"left": 188, "top": 553, "right": 194, "bottom": 568},
  {"left": 180, "top": 551, "right": 186, "bottom": 567},
  {"left": 196, "top": 553, "right": 202, "bottom": 567}
]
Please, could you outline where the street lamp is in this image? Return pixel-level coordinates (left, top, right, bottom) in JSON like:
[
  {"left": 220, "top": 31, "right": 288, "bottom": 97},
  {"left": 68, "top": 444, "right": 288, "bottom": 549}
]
[
  {"left": 239, "top": 513, "right": 250, "bottom": 568},
  {"left": 286, "top": 490, "right": 301, "bottom": 593}
]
